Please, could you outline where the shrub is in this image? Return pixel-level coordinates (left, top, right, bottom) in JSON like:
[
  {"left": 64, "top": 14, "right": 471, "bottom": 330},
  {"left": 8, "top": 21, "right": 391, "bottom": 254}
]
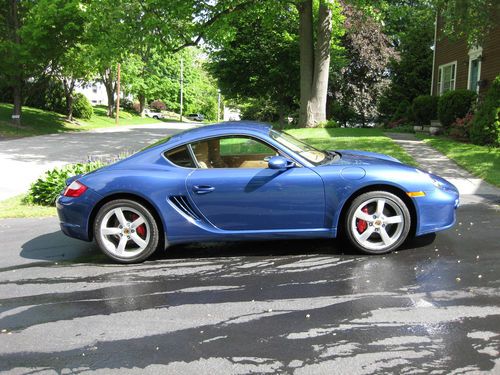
[
  {"left": 438, "top": 89, "right": 476, "bottom": 129},
  {"left": 25, "top": 77, "right": 66, "bottom": 114},
  {"left": 389, "top": 100, "right": 412, "bottom": 124},
  {"left": 450, "top": 112, "right": 474, "bottom": 141},
  {"left": 25, "top": 161, "right": 106, "bottom": 206},
  {"left": 330, "top": 101, "right": 357, "bottom": 126},
  {"left": 386, "top": 118, "right": 406, "bottom": 129},
  {"left": 120, "top": 98, "right": 134, "bottom": 110},
  {"left": 412, "top": 95, "right": 438, "bottom": 126},
  {"left": 150, "top": 100, "right": 166, "bottom": 111},
  {"left": 132, "top": 101, "right": 142, "bottom": 114},
  {"left": 469, "top": 76, "right": 500, "bottom": 146},
  {"left": 72, "top": 93, "right": 93, "bottom": 119},
  {"left": 319, "top": 120, "right": 340, "bottom": 128}
]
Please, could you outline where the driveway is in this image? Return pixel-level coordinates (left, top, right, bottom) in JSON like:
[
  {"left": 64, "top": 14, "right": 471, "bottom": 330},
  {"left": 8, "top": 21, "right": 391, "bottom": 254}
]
[
  {"left": 1, "top": 127, "right": 499, "bottom": 373},
  {"left": 0, "top": 201, "right": 499, "bottom": 373},
  {"left": 0, "top": 123, "right": 195, "bottom": 200}
]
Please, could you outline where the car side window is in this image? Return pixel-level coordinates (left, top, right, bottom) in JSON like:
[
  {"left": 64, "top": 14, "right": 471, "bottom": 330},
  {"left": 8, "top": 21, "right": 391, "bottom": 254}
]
[
  {"left": 191, "top": 136, "right": 278, "bottom": 169},
  {"left": 164, "top": 146, "right": 196, "bottom": 168}
]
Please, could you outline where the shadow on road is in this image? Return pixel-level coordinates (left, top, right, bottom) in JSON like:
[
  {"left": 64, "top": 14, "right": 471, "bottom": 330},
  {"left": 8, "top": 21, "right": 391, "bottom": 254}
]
[
  {"left": 19, "top": 229, "right": 437, "bottom": 264},
  {"left": 20, "top": 230, "right": 101, "bottom": 263}
]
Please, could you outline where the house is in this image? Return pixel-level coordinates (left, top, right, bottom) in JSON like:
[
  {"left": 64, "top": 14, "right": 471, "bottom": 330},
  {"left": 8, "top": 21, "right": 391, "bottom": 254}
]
[
  {"left": 75, "top": 82, "right": 109, "bottom": 106},
  {"left": 431, "top": 15, "right": 500, "bottom": 97}
]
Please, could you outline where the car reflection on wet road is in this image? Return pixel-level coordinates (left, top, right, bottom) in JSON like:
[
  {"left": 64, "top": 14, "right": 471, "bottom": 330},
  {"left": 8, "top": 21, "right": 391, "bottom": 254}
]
[{"left": 0, "top": 202, "right": 499, "bottom": 374}]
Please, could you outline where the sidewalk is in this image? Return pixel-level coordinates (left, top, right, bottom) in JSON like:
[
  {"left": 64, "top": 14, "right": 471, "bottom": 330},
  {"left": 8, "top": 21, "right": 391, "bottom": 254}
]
[{"left": 386, "top": 132, "right": 500, "bottom": 202}]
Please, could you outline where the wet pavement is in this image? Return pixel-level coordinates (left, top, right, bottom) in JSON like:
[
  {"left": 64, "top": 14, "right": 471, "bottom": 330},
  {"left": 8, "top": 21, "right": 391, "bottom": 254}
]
[{"left": 0, "top": 200, "right": 499, "bottom": 374}]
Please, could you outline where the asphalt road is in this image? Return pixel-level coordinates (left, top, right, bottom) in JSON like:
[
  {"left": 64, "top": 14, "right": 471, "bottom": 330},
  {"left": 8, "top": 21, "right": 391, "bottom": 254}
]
[
  {"left": 0, "top": 122, "right": 195, "bottom": 200},
  {"left": 0, "top": 200, "right": 499, "bottom": 374}
]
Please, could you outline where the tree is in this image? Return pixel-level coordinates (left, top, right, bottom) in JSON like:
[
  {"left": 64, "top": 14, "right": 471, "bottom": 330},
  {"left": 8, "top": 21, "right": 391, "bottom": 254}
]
[
  {"left": 0, "top": 0, "right": 28, "bottom": 126},
  {"left": 208, "top": 4, "right": 300, "bottom": 125},
  {"left": 377, "top": 0, "right": 434, "bottom": 122},
  {"left": 54, "top": 46, "right": 95, "bottom": 121},
  {"left": 434, "top": 0, "right": 500, "bottom": 46},
  {"left": 296, "top": 0, "right": 334, "bottom": 127},
  {"left": 0, "top": 0, "right": 86, "bottom": 124},
  {"left": 137, "top": 0, "right": 339, "bottom": 127},
  {"left": 84, "top": 0, "right": 141, "bottom": 117},
  {"left": 329, "top": 5, "right": 398, "bottom": 125}
]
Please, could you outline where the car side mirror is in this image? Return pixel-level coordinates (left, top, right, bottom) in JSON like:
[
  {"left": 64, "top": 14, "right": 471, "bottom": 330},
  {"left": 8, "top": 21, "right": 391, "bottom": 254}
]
[{"left": 268, "top": 156, "right": 295, "bottom": 170}]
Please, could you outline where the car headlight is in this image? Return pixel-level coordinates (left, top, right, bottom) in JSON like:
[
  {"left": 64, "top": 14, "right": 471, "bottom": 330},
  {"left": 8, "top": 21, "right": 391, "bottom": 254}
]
[
  {"left": 431, "top": 177, "right": 444, "bottom": 189},
  {"left": 416, "top": 168, "right": 444, "bottom": 190}
]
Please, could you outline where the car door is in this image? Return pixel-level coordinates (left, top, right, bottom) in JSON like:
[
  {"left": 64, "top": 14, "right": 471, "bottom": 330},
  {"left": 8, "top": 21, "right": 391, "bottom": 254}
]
[{"left": 185, "top": 136, "right": 326, "bottom": 231}]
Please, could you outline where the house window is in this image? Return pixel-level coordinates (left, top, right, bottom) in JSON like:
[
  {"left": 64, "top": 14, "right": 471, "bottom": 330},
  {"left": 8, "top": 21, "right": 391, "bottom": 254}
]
[
  {"left": 92, "top": 86, "right": 98, "bottom": 93},
  {"left": 468, "top": 46, "right": 482, "bottom": 93},
  {"left": 437, "top": 61, "right": 457, "bottom": 95}
]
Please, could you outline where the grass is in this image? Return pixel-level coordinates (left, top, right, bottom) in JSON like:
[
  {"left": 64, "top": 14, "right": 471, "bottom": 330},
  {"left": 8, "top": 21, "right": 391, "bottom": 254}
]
[
  {"left": 0, "top": 195, "right": 56, "bottom": 219},
  {"left": 0, "top": 103, "right": 164, "bottom": 138},
  {"left": 287, "top": 128, "right": 417, "bottom": 166},
  {"left": 417, "top": 135, "right": 500, "bottom": 187}
]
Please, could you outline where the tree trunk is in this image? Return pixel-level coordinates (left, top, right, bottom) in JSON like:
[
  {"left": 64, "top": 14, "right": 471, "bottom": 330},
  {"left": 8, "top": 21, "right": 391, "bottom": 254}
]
[
  {"left": 278, "top": 102, "right": 285, "bottom": 129},
  {"left": 12, "top": 81, "right": 22, "bottom": 127},
  {"left": 62, "top": 78, "right": 76, "bottom": 121},
  {"left": 101, "top": 69, "right": 115, "bottom": 117},
  {"left": 296, "top": 0, "right": 333, "bottom": 128},
  {"left": 297, "top": 0, "right": 314, "bottom": 128},
  {"left": 309, "top": 1, "right": 332, "bottom": 127},
  {"left": 10, "top": 0, "right": 22, "bottom": 126},
  {"left": 138, "top": 93, "right": 146, "bottom": 117}
]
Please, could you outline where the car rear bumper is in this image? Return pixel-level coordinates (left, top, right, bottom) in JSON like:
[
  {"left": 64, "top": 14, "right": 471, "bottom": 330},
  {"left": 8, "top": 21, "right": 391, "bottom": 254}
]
[{"left": 56, "top": 189, "right": 103, "bottom": 242}]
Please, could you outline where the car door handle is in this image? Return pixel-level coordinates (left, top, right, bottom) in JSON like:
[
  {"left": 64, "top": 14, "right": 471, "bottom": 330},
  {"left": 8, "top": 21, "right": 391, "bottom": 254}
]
[{"left": 192, "top": 185, "right": 215, "bottom": 194}]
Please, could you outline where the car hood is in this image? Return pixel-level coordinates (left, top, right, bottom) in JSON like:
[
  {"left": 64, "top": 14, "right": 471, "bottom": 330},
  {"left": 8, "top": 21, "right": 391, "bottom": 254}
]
[{"left": 336, "top": 149, "right": 402, "bottom": 164}]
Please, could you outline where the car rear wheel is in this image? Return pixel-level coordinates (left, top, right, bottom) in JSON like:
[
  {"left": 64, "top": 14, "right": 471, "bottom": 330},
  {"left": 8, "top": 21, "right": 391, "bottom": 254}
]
[
  {"left": 345, "top": 191, "right": 411, "bottom": 254},
  {"left": 94, "top": 199, "right": 160, "bottom": 263}
]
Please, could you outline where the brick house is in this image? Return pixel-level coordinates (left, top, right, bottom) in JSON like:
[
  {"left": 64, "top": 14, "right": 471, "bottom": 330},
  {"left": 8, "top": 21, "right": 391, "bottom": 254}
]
[{"left": 431, "top": 16, "right": 500, "bottom": 97}]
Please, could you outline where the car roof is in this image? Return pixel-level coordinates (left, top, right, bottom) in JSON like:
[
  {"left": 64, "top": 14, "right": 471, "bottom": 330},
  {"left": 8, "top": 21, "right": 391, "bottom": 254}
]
[{"left": 163, "top": 121, "right": 273, "bottom": 148}]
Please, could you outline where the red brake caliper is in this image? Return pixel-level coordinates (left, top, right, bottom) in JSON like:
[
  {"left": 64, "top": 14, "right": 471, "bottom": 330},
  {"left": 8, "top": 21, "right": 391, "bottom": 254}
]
[
  {"left": 356, "top": 206, "right": 369, "bottom": 234},
  {"left": 131, "top": 213, "right": 146, "bottom": 237}
]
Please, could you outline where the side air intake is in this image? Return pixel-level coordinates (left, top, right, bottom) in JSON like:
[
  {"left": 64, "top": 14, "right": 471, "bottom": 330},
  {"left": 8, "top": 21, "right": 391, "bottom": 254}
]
[{"left": 169, "top": 195, "right": 201, "bottom": 220}]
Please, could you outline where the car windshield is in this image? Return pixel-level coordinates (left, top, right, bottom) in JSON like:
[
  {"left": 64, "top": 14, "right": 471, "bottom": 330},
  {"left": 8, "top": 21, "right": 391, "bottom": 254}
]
[{"left": 269, "top": 129, "right": 329, "bottom": 165}]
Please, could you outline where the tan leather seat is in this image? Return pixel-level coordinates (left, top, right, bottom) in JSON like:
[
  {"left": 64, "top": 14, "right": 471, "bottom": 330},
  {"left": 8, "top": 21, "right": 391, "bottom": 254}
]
[{"left": 193, "top": 142, "right": 210, "bottom": 168}]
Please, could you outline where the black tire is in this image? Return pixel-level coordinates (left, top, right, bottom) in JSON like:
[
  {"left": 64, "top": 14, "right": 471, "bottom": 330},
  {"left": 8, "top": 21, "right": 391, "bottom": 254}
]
[
  {"left": 344, "top": 191, "right": 411, "bottom": 254},
  {"left": 94, "top": 199, "right": 160, "bottom": 263}
]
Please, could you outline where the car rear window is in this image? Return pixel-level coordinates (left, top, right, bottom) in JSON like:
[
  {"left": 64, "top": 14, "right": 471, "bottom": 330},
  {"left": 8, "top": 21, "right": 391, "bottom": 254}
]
[{"left": 164, "top": 146, "right": 195, "bottom": 168}]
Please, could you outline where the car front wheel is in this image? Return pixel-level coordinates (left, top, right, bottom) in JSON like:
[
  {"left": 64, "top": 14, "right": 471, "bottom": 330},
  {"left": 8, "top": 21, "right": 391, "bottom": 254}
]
[
  {"left": 94, "top": 199, "right": 160, "bottom": 263},
  {"left": 345, "top": 191, "right": 411, "bottom": 254}
]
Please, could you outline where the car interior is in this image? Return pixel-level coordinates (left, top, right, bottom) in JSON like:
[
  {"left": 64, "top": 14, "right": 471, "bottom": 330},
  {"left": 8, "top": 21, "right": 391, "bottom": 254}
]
[{"left": 165, "top": 136, "right": 284, "bottom": 169}]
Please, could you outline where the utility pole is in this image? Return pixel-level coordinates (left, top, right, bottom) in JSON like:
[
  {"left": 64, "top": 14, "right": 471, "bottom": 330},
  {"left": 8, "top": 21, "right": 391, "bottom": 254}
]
[
  {"left": 115, "top": 63, "right": 121, "bottom": 126},
  {"left": 217, "top": 89, "right": 221, "bottom": 122},
  {"left": 179, "top": 58, "right": 184, "bottom": 122}
]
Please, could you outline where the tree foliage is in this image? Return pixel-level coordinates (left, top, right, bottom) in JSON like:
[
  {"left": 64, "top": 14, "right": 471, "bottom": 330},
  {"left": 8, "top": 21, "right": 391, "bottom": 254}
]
[
  {"left": 377, "top": 0, "right": 434, "bottom": 123},
  {"left": 329, "top": 5, "right": 398, "bottom": 125},
  {"left": 208, "top": 3, "right": 300, "bottom": 125},
  {"left": 434, "top": 0, "right": 500, "bottom": 46}
]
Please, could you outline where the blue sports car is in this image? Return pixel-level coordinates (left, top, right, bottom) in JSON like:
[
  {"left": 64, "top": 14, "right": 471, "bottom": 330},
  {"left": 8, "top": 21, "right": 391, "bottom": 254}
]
[{"left": 57, "top": 122, "right": 459, "bottom": 263}]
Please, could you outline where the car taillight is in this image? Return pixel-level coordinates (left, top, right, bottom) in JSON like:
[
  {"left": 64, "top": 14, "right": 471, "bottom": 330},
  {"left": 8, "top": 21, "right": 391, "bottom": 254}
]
[{"left": 63, "top": 180, "right": 88, "bottom": 197}]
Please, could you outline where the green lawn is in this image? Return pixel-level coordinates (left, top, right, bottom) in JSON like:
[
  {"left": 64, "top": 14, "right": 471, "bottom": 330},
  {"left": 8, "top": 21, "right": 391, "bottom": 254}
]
[
  {"left": 0, "top": 195, "right": 56, "bottom": 219},
  {"left": 0, "top": 103, "right": 163, "bottom": 138},
  {"left": 288, "top": 128, "right": 417, "bottom": 166},
  {"left": 417, "top": 135, "right": 500, "bottom": 187}
]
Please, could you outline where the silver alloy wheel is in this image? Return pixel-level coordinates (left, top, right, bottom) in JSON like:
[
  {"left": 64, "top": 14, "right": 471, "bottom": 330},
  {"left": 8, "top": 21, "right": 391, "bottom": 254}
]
[
  {"left": 99, "top": 206, "right": 151, "bottom": 258},
  {"left": 350, "top": 197, "right": 405, "bottom": 252}
]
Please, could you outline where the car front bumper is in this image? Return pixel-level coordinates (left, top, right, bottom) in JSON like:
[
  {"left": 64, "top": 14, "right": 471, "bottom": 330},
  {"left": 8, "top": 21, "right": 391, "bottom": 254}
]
[{"left": 415, "top": 176, "right": 459, "bottom": 236}]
